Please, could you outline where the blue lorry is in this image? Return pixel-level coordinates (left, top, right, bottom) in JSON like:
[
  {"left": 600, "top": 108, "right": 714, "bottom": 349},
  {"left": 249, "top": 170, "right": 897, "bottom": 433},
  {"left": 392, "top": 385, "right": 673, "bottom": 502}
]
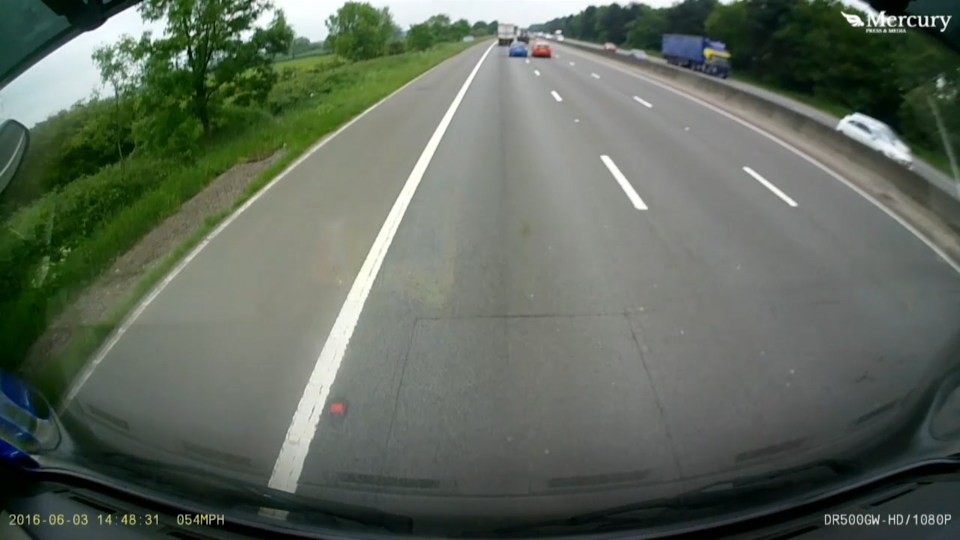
[{"left": 661, "top": 34, "right": 731, "bottom": 78}]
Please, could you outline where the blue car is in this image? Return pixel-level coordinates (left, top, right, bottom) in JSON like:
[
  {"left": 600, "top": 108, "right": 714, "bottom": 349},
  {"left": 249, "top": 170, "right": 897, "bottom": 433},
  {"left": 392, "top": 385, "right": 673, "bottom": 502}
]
[{"left": 509, "top": 43, "right": 528, "bottom": 57}]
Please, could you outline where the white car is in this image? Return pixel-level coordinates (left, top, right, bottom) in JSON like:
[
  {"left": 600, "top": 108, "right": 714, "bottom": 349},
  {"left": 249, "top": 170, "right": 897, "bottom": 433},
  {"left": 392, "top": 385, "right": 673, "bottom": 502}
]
[
  {"left": 630, "top": 49, "right": 648, "bottom": 60},
  {"left": 836, "top": 113, "right": 913, "bottom": 168}
]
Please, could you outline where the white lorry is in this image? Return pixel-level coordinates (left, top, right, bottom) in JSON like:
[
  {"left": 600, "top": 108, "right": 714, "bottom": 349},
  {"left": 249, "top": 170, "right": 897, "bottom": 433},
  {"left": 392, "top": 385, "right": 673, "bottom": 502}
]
[{"left": 498, "top": 23, "right": 517, "bottom": 46}]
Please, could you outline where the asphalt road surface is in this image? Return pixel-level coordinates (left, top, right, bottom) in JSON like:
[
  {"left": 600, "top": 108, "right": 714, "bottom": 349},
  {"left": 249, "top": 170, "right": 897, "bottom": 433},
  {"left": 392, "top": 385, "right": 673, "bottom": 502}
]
[
  {"left": 565, "top": 37, "right": 960, "bottom": 201},
  {"left": 63, "top": 41, "right": 960, "bottom": 519}
]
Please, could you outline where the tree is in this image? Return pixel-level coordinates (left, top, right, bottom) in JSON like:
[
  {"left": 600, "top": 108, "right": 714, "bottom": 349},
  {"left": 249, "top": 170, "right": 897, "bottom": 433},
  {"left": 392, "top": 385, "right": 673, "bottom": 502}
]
[
  {"left": 664, "top": 0, "right": 718, "bottom": 35},
  {"left": 407, "top": 22, "right": 434, "bottom": 51},
  {"left": 580, "top": 6, "right": 599, "bottom": 41},
  {"left": 426, "top": 14, "right": 452, "bottom": 41},
  {"left": 450, "top": 18, "right": 471, "bottom": 41},
  {"left": 597, "top": 3, "right": 630, "bottom": 44},
  {"left": 625, "top": 6, "right": 665, "bottom": 50},
  {"left": 289, "top": 36, "right": 311, "bottom": 57},
  {"left": 326, "top": 2, "right": 395, "bottom": 60},
  {"left": 92, "top": 34, "right": 144, "bottom": 164},
  {"left": 472, "top": 20, "right": 488, "bottom": 36},
  {"left": 123, "top": 0, "right": 293, "bottom": 142}
]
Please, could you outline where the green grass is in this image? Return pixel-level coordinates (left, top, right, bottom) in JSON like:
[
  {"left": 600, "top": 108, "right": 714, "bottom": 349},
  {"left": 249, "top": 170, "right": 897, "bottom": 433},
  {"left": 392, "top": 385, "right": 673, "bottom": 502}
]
[
  {"left": 273, "top": 53, "right": 339, "bottom": 70},
  {"left": 18, "top": 41, "right": 480, "bottom": 401},
  {"left": 914, "top": 146, "right": 959, "bottom": 178},
  {"left": 730, "top": 73, "right": 851, "bottom": 119}
]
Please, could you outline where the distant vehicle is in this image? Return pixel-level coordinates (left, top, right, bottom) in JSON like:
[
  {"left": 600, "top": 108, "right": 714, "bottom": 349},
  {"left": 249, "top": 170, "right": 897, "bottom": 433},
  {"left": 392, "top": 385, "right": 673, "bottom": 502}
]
[
  {"left": 498, "top": 23, "right": 517, "bottom": 46},
  {"left": 532, "top": 42, "right": 553, "bottom": 58},
  {"left": 603, "top": 42, "right": 617, "bottom": 52},
  {"left": 630, "top": 49, "right": 648, "bottom": 60},
  {"left": 518, "top": 29, "right": 530, "bottom": 43},
  {"left": 556, "top": 34, "right": 565, "bottom": 42},
  {"left": 836, "top": 113, "right": 913, "bottom": 168},
  {"left": 508, "top": 43, "right": 528, "bottom": 58},
  {"left": 661, "top": 34, "right": 731, "bottom": 78}
]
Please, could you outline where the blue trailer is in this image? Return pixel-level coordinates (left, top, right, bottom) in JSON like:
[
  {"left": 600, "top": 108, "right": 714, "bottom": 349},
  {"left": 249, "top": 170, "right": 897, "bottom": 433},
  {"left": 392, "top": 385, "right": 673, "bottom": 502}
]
[{"left": 661, "top": 34, "right": 731, "bottom": 78}]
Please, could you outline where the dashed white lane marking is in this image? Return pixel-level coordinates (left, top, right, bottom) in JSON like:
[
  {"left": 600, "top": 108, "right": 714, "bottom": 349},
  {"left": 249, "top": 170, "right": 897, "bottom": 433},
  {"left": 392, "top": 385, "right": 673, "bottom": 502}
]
[
  {"left": 551, "top": 91, "right": 563, "bottom": 102},
  {"left": 569, "top": 61, "right": 576, "bottom": 66},
  {"left": 743, "top": 166, "right": 798, "bottom": 207},
  {"left": 601, "top": 155, "right": 648, "bottom": 210},
  {"left": 633, "top": 96, "right": 653, "bottom": 108},
  {"left": 267, "top": 43, "right": 497, "bottom": 494},
  {"left": 561, "top": 46, "right": 960, "bottom": 275},
  {"left": 534, "top": 69, "right": 541, "bottom": 76},
  {"left": 591, "top": 72, "right": 600, "bottom": 79}
]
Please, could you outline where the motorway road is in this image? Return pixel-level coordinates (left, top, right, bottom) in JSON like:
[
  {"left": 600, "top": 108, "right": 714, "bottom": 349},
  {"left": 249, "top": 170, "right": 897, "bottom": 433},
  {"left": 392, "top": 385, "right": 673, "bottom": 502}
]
[
  {"left": 564, "top": 37, "right": 960, "bottom": 201},
  {"left": 62, "top": 41, "right": 960, "bottom": 521}
]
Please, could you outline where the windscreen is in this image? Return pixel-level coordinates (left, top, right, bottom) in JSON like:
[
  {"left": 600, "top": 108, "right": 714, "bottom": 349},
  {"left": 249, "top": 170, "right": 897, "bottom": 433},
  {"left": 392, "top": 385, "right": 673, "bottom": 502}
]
[{"left": 1, "top": 0, "right": 959, "bottom": 538}]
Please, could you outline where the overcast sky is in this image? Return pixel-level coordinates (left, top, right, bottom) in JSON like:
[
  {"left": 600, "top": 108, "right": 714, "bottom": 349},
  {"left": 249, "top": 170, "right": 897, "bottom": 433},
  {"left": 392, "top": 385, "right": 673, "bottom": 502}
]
[{"left": 0, "top": 0, "right": 871, "bottom": 127}]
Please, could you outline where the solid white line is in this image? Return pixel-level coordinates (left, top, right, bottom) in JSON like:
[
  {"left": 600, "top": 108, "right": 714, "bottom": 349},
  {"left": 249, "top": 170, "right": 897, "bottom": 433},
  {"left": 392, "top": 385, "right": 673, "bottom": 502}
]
[
  {"left": 633, "top": 96, "right": 653, "bottom": 108},
  {"left": 742, "top": 166, "right": 798, "bottom": 207},
  {"left": 600, "top": 155, "right": 648, "bottom": 210},
  {"left": 534, "top": 69, "right": 541, "bottom": 77},
  {"left": 561, "top": 46, "right": 960, "bottom": 275},
  {"left": 591, "top": 72, "right": 600, "bottom": 79},
  {"left": 59, "top": 43, "right": 494, "bottom": 411},
  {"left": 551, "top": 91, "right": 563, "bottom": 102},
  {"left": 267, "top": 43, "right": 496, "bottom": 494}
]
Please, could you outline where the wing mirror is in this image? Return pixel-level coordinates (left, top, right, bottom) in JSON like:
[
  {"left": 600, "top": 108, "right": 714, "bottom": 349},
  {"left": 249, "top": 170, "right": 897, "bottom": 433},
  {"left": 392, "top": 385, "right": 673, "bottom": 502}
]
[{"left": 0, "top": 119, "right": 30, "bottom": 197}]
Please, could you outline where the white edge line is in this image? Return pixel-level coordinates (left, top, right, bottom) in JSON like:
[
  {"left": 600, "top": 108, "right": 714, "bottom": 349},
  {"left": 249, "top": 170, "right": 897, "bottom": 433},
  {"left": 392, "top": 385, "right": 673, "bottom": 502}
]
[
  {"left": 267, "top": 43, "right": 496, "bottom": 493},
  {"left": 58, "top": 44, "right": 493, "bottom": 411},
  {"left": 743, "top": 166, "right": 798, "bottom": 207},
  {"left": 600, "top": 155, "right": 648, "bottom": 210},
  {"left": 551, "top": 90, "right": 563, "bottom": 102},
  {"left": 565, "top": 47, "right": 960, "bottom": 276},
  {"left": 632, "top": 95, "right": 653, "bottom": 108}
]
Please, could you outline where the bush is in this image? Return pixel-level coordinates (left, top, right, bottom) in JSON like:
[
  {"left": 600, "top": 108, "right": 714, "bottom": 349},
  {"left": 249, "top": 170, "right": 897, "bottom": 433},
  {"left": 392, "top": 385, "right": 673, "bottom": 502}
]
[
  {"left": 267, "top": 66, "right": 362, "bottom": 114},
  {"left": 0, "top": 158, "right": 175, "bottom": 305},
  {"left": 0, "top": 98, "right": 135, "bottom": 216},
  {"left": 407, "top": 23, "right": 434, "bottom": 51},
  {"left": 388, "top": 41, "right": 406, "bottom": 55}
]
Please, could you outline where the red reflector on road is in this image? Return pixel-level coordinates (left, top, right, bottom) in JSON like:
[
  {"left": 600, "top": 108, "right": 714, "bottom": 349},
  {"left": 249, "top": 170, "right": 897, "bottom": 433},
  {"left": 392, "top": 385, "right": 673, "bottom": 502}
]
[{"left": 330, "top": 402, "right": 346, "bottom": 415}]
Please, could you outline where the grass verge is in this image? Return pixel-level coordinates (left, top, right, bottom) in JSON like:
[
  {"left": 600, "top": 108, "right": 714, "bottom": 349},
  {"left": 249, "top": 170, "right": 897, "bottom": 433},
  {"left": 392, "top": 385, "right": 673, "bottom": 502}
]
[
  {"left": 24, "top": 41, "right": 481, "bottom": 401},
  {"left": 730, "top": 73, "right": 851, "bottom": 119}
]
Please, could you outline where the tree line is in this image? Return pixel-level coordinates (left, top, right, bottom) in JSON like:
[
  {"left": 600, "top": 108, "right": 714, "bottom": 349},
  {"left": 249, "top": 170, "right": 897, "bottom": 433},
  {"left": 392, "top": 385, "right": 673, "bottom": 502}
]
[
  {"left": 325, "top": 3, "right": 495, "bottom": 60},
  {"left": 535, "top": 0, "right": 959, "bottom": 163}
]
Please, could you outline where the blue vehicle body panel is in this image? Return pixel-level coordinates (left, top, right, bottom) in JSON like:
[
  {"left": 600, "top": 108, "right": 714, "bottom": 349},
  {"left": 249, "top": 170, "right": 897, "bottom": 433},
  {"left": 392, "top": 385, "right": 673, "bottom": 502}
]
[
  {"left": 509, "top": 44, "right": 528, "bottom": 57},
  {"left": 662, "top": 34, "right": 709, "bottom": 63}
]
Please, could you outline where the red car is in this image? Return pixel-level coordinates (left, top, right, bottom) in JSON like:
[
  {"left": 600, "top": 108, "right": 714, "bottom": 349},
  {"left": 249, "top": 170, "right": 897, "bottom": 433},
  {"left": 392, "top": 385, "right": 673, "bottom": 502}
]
[
  {"left": 532, "top": 42, "right": 552, "bottom": 58},
  {"left": 603, "top": 42, "right": 617, "bottom": 52}
]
